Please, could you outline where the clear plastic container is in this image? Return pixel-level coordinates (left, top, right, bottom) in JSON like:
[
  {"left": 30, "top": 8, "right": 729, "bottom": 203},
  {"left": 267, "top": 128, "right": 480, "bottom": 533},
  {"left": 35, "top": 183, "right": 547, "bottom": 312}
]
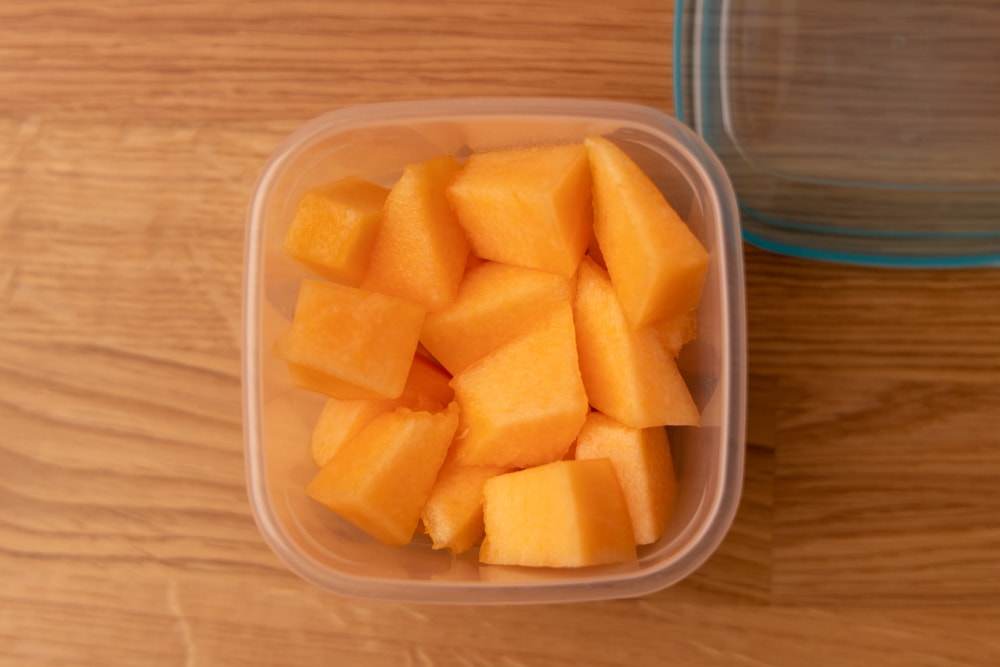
[
  {"left": 675, "top": 0, "right": 1000, "bottom": 267},
  {"left": 242, "top": 98, "right": 746, "bottom": 603}
]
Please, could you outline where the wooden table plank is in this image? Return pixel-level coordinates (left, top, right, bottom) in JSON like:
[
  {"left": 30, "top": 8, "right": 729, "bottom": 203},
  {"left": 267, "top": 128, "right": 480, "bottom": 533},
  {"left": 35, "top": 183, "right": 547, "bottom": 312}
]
[{"left": 2, "top": 1, "right": 1000, "bottom": 665}]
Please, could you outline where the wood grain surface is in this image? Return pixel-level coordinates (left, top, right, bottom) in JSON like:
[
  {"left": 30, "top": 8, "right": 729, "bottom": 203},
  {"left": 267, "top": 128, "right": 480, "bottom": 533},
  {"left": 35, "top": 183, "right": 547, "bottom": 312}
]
[{"left": 2, "top": 1, "right": 999, "bottom": 665}]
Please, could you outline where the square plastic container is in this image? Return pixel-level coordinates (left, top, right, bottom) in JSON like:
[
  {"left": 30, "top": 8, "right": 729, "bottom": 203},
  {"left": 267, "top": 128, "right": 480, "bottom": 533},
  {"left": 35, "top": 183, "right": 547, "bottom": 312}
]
[
  {"left": 675, "top": 0, "right": 1000, "bottom": 267},
  {"left": 242, "top": 98, "right": 746, "bottom": 604}
]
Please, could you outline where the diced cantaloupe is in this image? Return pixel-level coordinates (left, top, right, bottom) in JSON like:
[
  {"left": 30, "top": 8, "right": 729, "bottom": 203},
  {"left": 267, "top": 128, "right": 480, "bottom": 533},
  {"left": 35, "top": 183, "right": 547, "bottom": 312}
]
[
  {"left": 283, "top": 363, "right": 384, "bottom": 401},
  {"left": 573, "top": 257, "right": 699, "bottom": 428},
  {"left": 274, "top": 279, "right": 425, "bottom": 400},
  {"left": 396, "top": 353, "right": 455, "bottom": 408},
  {"left": 310, "top": 399, "right": 392, "bottom": 469},
  {"left": 420, "top": 261, "right": 576, "bottom": 375},
  {"left": 562, "top": 439, "right": 578, "bottom": 461},
  {"left": 306, "top": 403, "right": 459, "bottom": 547},
  {"left": 479, "top": 459, "right": 636, "bottom": 567},
  {"left": 282, "top": 138, "right": 710, "bottom": 564},
  {"left": 462, "top": 252, "right": 486, "bottom": 276},
  {"left": 446, "top": 143, "right": 592, "bottom": 278},
  {"left": 652, "top": 308, "right": 698, "bottom": 358},
  {"left": 361, "top": 156, "right": 470, "bottom": 311},
  {"left": 310, "top": 354, "right": 453, "bottom": 467},
  {"left": 586, "top": 232, "right": 606, "bottom": 269},
  {"left": 449, "top": 303, "right": 589, "bottom": 468},
  {"left": 282, "top": 176, "right": 389, "bottom": 286},
  {"left": 574, "top": 412, "right": 677, "bottom": 545},
  {"left": 585, "top": 135, "right": 709, "bottom": 327},
  {"left": 421, "top": 461, "right": 509, "bottom": 554}
]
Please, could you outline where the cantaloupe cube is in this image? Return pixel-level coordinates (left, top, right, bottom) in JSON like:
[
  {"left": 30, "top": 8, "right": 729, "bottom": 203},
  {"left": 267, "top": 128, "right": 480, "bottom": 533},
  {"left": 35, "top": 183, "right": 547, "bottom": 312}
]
[
  {"left": 306, "top": 403, "right": 459, "bottom": 547},
  {"left": 274, "top": 279, "right": 425, "bottom": 400},
  {"left": 362, "top": 155, "right": 470, "bottom": 311},
  {"left": 573, "top": 257, "right": 699, "bottom": 427},
  {"left": 396, "top": 353, "right": 455, "bottom": 408},
  {"left": 574, "top": 412, "right": 677, "bottom": 545},
  {"left": 587, "top": 233, "right": 607, "bottom": 269},
  {"left": 585, "top": 135, "right": 709, "bottom": 327},
  {"left": 479, "top": 459, "right": 636, "bottom": 567},
  {"left": 449, "top": 303, "right": 589, "bottom": 468},
  {"left": 311, "top": 399, "right": 393, "bottom": 469},
  {"left": 310, "top": 354, "right": 453, "bottom": 467},
  {"left": 462, "top": 252, "right": 486, "bottom": 275},
  {"left": 653, "top": 308, "right": 698, "bottom": 358},
  {"left": 446, "top": 143, "right": 592, "bottom": 278},
  {"left": 283, "top": 176, "right": 389, "bottom": 286},
  {"left": 420, "top": 261, "right": 576, "bottom": 375},
  {"left": 421, "top": 462, "right": 508, "bottom": 555}
]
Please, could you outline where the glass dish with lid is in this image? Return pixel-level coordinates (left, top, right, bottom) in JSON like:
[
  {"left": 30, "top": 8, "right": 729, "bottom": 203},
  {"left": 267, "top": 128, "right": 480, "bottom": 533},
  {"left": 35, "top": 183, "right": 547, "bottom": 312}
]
[{"left": 674, "top": 0, "right": 1000, "bottom": 267}]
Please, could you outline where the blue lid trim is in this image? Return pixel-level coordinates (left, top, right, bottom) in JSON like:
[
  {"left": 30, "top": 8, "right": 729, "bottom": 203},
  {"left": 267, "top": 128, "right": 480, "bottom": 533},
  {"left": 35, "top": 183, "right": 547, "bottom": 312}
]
[{"left": 741, "top": 225, "right": 1000, "bottom": 268}]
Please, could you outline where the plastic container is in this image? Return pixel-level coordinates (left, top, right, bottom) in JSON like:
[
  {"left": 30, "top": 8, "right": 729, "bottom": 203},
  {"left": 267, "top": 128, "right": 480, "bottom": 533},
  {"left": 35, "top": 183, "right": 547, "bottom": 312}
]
[
  {"left": 242, "top": 98, "right": 746, "bottom": 604},
  {"left": 675, "top": 0, "right": 1000, "bottom": 267}
]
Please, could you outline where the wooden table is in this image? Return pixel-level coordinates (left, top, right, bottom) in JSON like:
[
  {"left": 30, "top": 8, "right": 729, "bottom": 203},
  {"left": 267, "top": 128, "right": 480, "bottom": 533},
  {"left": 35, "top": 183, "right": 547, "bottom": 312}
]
[{"left": 3, "top": 1, "right": 999, "bottom": 664}]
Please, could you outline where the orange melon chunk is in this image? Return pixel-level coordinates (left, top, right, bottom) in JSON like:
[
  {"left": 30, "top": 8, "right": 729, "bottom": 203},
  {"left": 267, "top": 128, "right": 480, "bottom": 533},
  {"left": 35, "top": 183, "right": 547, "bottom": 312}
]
[
  {"left": 446, "top": 143, "right": 592, "bottom": 278},
  {"left": 574, "top": 412, "right": 677, "bottom": 545},
  {"left": 310, "top": 354, "right": 453, "bottom": 467},
  {"left": 462, "top": 253, "right": 486, "bottom": 276},
  {"left": 310, "top": 399, "right": 391, "bottom": 469},
  {"left": 362, "top": 155, "right": 469, "bottom": 311},
  {"left": 306, "top": 403, "right": 459, "bottom": 547},
  {"left": 573, "top": 257, "right": 699, "bottom": 428},
  {"left": 653, "top": 308, "right": 698, "bottom": 358},
  {"left": 274, "top": 279, "right": 425, "bottom": 400},
  {"left": 396, "top": 353, "right": 455, "bottom": 408},
  {"left": 420, "top": 261, "right": 576, "bottom": 375},
  {"left": 282, "top": 176, "right": 389, "bottom": 286},
  {"left": 479, "top": 459, "right": 636, "bottom": 567},
  {"left": 585, "top": 135, "right": 709, "bottom": 327},
  {"left": 421, "top": 462, "right": 509, "bottom": 555},
  {"left": 449, "top": 303, "right": 589, "bottom": 468}
]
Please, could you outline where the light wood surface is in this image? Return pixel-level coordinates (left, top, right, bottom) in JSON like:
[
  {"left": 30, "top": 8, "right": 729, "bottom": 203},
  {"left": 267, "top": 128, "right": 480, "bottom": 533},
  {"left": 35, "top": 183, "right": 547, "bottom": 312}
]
[{"left": 3, "top": 1, "right": 999, "bottom": 665}]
